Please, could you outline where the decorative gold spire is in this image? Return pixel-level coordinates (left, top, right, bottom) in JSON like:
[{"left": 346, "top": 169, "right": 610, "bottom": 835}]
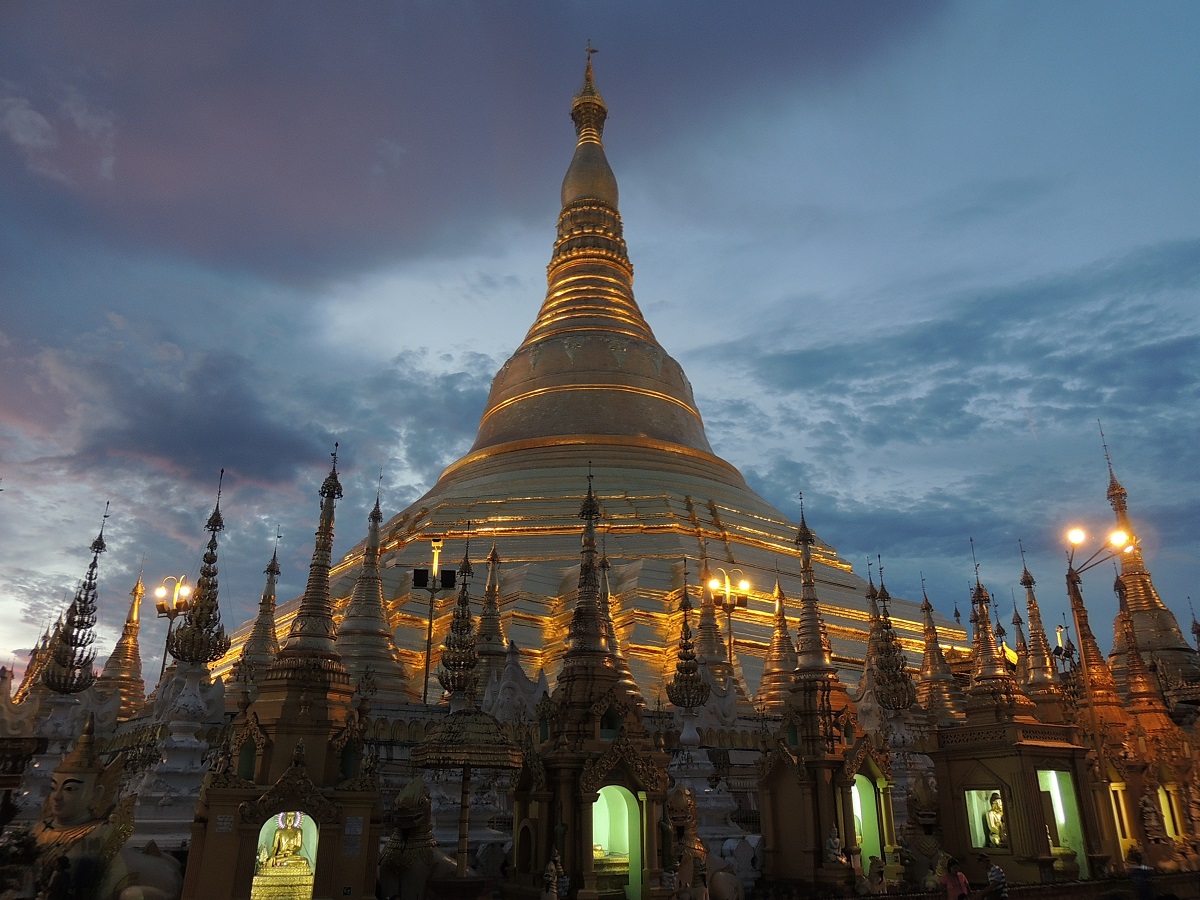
[
  {"left": 235, "top": 541, "right": 283, "bottom": 680},
  {"left": 794, "top": 505, "right": 831, "bottom": 672},
  {"left": 964, "top": 575, "right": 1036, "bottom": 722},
  {"left": 665, "top": 579, "right": 709, "bottom": 711},
  {"left": 866, "top": 564, "right": 917, "bottom": 711},
  {"left": 1111, "top": 580, "right": 1165, "bottom": 715},
  {"left": 564, "top": 475, "right": 612, "bottom": 664},
  {"left": 598, "top": 544, "right": 645, "bottom": 708},
  {"left": 168, "top": 475, "right": 232, "bottom": 665},
  {"left": 464, "top": 52, "right": 716, "bottom": 461},
  {"left": 915, "top": 585, "right": 965, "bottom": 724},
  {"left": 1064, "top": 562, "right": 1126, "bottom": 730},
  {"left": 1010, "top": 601, "right": 1029, "bottom": 685},
  {"left": 756, "top": 577, "right": 798, "bottom": 712},
  {"left": 273, "top": 449, "right": 347, "bottom": 675},
  {"left": 15, "top": 621, "right": 59, "bottom": 703},
  {"left": 94, "top": 572, "right": 146, "bottom": 721},
  {"left": 1099, "top": 427, "right": 1200, "bottom": 688},
  {"left": 788, "top": 499, "right": 855, "bottom": 758},
  {"left": 42, "top": 509, "right": 107, "bottom": 695},
  {"left": 337, "top": 496, "right": 416, "bottom": 705},
  {"left": 475, "top": 541, "right": 507, "bottom": 692},
  {"left": 438, "top": 544, "right": 478, "bottom": 705},
  {"left": 1018, "top": 558, "right": 1066, "bottom": 722},
  {"left": 695, "top": 556, "right": 727, "bottom": 666}
]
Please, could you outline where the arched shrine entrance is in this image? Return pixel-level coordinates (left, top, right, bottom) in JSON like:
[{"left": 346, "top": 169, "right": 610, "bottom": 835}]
[{"left": 593, "top": 784, "right": 643, "bottom": 900}]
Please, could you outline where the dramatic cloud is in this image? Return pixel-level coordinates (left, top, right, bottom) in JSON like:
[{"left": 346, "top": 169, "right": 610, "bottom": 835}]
[{"left": 2, "top": 3, "right": 1198, "bottom": 671}]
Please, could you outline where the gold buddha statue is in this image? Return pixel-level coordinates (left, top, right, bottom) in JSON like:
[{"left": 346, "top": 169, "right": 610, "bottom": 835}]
[
  {"left": 32, "top": 714, "right": 134, "bottom": 899},
  {"left": 266, "top": 812, "right": 309, "bottom": 870}
]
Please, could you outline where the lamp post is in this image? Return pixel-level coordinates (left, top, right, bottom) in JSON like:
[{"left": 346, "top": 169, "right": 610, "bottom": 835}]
[
  {"left": 412, "top": 537, "right": 456, "bottom": 705},
  {"left": 708, "top": 567, "right": 750, "bottom": 665},
  {"left": 154, "top": 575, "right": 192, "bottom": 683}
]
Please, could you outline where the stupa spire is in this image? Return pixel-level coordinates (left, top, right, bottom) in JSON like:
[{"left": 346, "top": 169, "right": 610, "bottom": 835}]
[
  {"left": 94, "top": 570, "right": 146, "bottom": 720},
  {"left": 1116, "top": 585, "right": 1171, "bottom": 719},
  {"left": 1018, "top": 554, "right": 1066, "bottom": 722},
  {"left": 695, "top": 556, "right": 727, "bottom": 666},
  {"left": 916, "top": 583, "right": 965, "bottom": 724},
  {"left": 274, "top": 448, "right": 346, "bottom": 672},
  {"left": 1064, "top": 558, "right": 1126, "bottom": 730},
  {"left": 168, "top": 475, "right": 232, "bottom": 665},
  {"left": 437, "top": 542, "right": 479, "bottom": 707},
  {"left": 42, "top": 508, "right": 108, "bottom": 695},
  {"left": 1098, "top": 425, "right": 1200, "bottom": 688},
  {"left": 665, "top": 574, "right": 709, "bottom": 713},
  {"left": 461, "top": 51, "right": 716, "bottom": 463},
  {"left": 794, "top": 503, "right": 832, "bottom": 671},
  {"left": 787, "top": 497, "right": 855, "bottom": 756},
  {"left": 564, "top": 474, "right": 612, "bottom": 664},
  {"left": 756, "top": 576, "right": 798, "bottom": 712},
  {"left": 337, "top": 493, "right": 416, "bottom": 705},
  {"left": 235, "top": 538, "right": 283, "bottom": 681},
  {"left": 599, "top": 542, "right": 645, "bottom": 709},
  {"left": 1010, "top": 600, "right": 1029, "bottom": 685},
  {"left": 475, "top": 541, "right": 508, "bottom": 693},
  {"left": 964, "top": 566, "right": 1036, "bottom": 722},
  {"left": 866, "top": 561, "right": 917, "bottom": 711}
]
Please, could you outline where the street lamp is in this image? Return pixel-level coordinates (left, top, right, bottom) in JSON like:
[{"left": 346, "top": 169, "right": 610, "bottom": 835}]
[
  {"left": 708, "top": 567, "right": 750, "bottom": 665},
  {"left": 154, "top": 575, "right": 192, "bottom": 682},
  {"left": 412, "top": 537, "right": 457, "bottom": 705}
]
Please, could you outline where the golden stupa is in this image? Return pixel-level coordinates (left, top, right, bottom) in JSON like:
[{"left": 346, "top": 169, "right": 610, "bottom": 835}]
[{"left": 219, "top": 58, "right": 964, "bottom": 704}]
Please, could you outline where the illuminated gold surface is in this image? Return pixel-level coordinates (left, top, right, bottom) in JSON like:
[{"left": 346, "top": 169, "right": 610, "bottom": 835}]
[{"left": 217, "top": 56, "right": 969, "bottom": 706}]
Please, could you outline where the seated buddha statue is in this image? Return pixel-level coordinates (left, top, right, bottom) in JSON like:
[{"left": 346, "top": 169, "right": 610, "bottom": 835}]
[{"left": 266, "top": 811, "right": 310, "bottom": 870}]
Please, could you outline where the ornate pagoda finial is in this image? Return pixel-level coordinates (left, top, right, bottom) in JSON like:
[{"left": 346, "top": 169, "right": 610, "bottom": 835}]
[
  {"left": 868, "top": 578, "right": 912, "bottom": 710},
  {"left": 476, "top": 540, "right": 508, "bottom": 692},
  {"left": 42, "top": 506, "right": 109, "bottom": 694},
  {"left": 564, "top": 473, "right": 609, "bottom": 661},
  {"left": 755, "top": 577, "right": 798, "bottom": 711},
  {"left": 1116, "top": 586, "right": 1167, "bottom": 713},
  {"left": 794, "top": 498, "right": 833, "bottom": 672},
  {"left": 572, "top": 41, "right": 607, "bottom": 145},
  {"left": 916, "top": 581, "right": 965, "bottom": 723},
  {"left": 438, "top": 544, "right": 478, "bottom": 706},
  {"left": 964, "top": 551, "right": 1036, "bottom": 722},
  {"left": 274, "top": 447, "right": 346, "bottom": 671},
  {"left": 234, "top": 537, "right": 283, "bottom": 681},
  {"left": 1099, "top": 419, "right": 1128, "bottom": 515},
  {"left": 94, "top": 569, "right": 146, "bottom": 720},
  {"left": 334, "top": 490, "right": 415, "bottom": 705},
  {"left": 168, "top": 473, "right": 231, "bottom": 665},
  {"left": 599, "top": 537, "right": 645, "bottom": 708},
  {"left": 665, "top": 575, "right": 709, "bottom": 712}
]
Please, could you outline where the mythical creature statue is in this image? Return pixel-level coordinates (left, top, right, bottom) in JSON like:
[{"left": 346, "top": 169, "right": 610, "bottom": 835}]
[
  {"left": 668, "top": 786, "right": 742, "bottom": 900},
  {"left": 29, "top": 716, "right": 182, "bottom": 900},
  {"left": 31, "top": 716, "right": 132, "bottom": 900},
  {"left": 377, "top": 778, "right": 461, "bottom": 900}
]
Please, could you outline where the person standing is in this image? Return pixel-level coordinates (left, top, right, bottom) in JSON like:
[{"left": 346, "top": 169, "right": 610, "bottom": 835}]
[
  {"left": 978, "top": 853, "right": 1008, "bottom": 900},
  {"left": 43, "top": 854, "right": 74, "bottom": 900},
  {"left": 942, "top": 858, "right": 970, "bottom": 900}
]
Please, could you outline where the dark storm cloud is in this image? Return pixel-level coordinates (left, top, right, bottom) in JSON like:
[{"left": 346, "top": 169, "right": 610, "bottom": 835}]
[
  {"left": 0, "top": 2, "right": 946, "bottom": 288},
  {"left": 75, "top": 351, "right": 332, "bottom": 485},
  {"left": 716, "top": 238, "right": 1200, "bottom": 454}
]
